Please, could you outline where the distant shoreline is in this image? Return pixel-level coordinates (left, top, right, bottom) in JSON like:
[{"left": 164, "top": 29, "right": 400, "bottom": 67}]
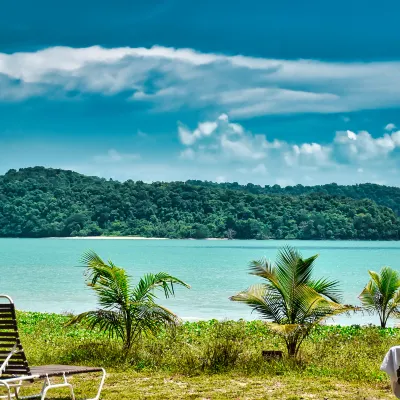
[
  {"left": 52, "top": 236, "right": 229, "bottom": 240},
  {"left": 1, "top": 236, "right": 398, "bottom": 241}
]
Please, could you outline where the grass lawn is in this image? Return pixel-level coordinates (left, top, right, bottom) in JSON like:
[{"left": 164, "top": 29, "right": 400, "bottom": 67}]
[
  {"left": 15, "top": 372, "right": 393, "bottom": 399},
  {"left": 94, "top": 372, "right": 395, "bottom": 399},
  {"left": 1, "top": 312, "right": 397, "bottom": 399}
]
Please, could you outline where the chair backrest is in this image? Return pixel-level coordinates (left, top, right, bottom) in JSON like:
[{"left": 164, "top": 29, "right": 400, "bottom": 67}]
[{"left": 0, "top": 295, "right": 31, "bottom": 378}]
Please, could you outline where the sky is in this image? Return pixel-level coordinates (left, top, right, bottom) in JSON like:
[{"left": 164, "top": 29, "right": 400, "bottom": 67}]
[{"left": 1, "top": 0, "right": 400, "bottom": 186}]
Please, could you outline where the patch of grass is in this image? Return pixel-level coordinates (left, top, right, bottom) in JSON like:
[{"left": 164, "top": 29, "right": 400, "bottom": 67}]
[
  {"left": 8, "top": 373, "right": 394, "bottom": 399},
  {"left": 10, "top": 312, "right": 398, "bottom": 399}
]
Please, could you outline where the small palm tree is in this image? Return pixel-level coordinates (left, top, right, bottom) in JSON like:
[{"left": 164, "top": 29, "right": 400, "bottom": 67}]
[
  {"left": 359, "top": 266, "right": 400, "bottom": 328},
  {"left": 68, "top": 251, "right": 190, "bottom": 350},
  {"left": 230, "top": 246, "right": 352, "bottom": 357}
]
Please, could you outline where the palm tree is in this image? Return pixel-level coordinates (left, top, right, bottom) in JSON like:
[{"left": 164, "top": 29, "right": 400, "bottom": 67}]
[
  {"left": 68, "top": 251, "right": 190, "bottom": 350},
  {"left": 230, "top": 246, "right": 352, "bottom": 357},
  {"left": 359, "top": 266, "right": 400, "bottom": 328}
]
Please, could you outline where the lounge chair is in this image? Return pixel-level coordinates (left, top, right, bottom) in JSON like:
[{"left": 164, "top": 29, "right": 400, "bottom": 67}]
[{"left": 0, "top": 295, "right": 106, "bottom": 400}]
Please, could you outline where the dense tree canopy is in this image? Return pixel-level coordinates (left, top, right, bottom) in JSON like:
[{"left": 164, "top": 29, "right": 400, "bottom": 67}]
[
  {"left": 0, "top": 167, "right": 399, "bottom": 240},
  {"left": 187, "top": 180, "right": 400, "bottom": 216}
]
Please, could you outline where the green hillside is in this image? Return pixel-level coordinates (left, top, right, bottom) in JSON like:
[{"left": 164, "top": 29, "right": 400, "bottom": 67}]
[
  {"left": 187, "top": 180, "right": 400, "bottom": 215},
  {"left": 0, "top": 167, "right": 399, "bottom": 240}
]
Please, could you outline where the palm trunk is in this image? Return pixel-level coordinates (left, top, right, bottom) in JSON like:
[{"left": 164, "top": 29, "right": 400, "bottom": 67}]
[
  {"left": 124, "top": 313, "right": 132, "bottom": 350},
  {"left": 286, "top": 338, "right": 298, "bottom": 358},
  {"left": 380, "top": 313, "right": 387, "bottom": 329}
]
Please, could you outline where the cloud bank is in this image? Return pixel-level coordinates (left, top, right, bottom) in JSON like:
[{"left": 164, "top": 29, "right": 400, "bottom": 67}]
[
  {"left": 177, "top": 114, "right": 400, "bottom": 185},
  {"left": 1, "top": 45, "right": 400, "bottom": 117}
]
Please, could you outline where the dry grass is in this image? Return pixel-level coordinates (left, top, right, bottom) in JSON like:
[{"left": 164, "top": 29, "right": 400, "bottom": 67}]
[
  {"left": 10, "top": 372, "right": 393, "bottom": 399},
  {"left": 100, "top": 372, "right": 394, "bottom": 399}
]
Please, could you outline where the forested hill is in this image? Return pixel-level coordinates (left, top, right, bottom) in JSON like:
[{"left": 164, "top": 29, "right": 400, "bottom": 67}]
[
  {"left": 0, "top": 167, "right": 399, "bottom": 240},
  {"left": 187, "top": 181, "right": 400, "bottom": 216}
]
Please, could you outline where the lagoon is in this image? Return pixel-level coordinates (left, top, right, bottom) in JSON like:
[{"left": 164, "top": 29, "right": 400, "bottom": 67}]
[{"left": 1, "top": 239, "right": 399, "bottom": 325}]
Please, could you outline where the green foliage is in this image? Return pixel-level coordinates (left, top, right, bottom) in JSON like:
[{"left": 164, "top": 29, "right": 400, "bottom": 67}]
[
  {"left": 0, "top": 167, "right": 399, "bottom": 239},
  {"left": 67, "top": 251, "right": 190, "bottom": 349},
  {"left": 187, "top": 180, "right": 400, "bottom": 216},
  {"left": 230, "top": 246, "right": 352, "bottom": 357},
  {"left": 17, "top": 312, "right": 398, "bottom": 385},
  {"left": 359, "top": 266, "right": 400, "bottom": 328}
]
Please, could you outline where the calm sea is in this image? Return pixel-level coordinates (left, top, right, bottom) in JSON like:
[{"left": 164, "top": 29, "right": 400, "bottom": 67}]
[{"left": 1, "top": 239, "right": 399, "bottom": 326}]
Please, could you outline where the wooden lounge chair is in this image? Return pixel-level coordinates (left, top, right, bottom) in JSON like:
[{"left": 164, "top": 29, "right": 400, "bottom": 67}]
[{"left": 0, "top": 295, "right": 106, "bottom": 400}]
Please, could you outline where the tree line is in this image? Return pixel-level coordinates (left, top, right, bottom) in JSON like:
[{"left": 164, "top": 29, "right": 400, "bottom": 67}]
[{"left": 0, "top": 166, "right": 399, "bottom": 240}]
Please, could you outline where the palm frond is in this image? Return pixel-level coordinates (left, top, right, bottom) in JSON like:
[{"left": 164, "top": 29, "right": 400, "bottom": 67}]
[
  {"left": 379, "top": 267, "right": 400, "bottom": 303},
  {"left": 308, "top": 278, "right": 342, "bottom": 303},
  {"left": 132, "top": 272, "right": 190, "bottom": 302},
  {"left": 81, "top": 250, "right": 130, "bottom": 310},
  {"left": 275, "top": 246, "right": 318, "bottom": 285},
  {"left": 249, "top": 258, "right": 276, "bottom": 281},
  {"left": 359, "top": 281, "right": 380, "bottom": 312},
  {"left": 230, "top": 283, "right": 288, "bottom": 323},
  {"left": 129, "top": 302, "right": 180, "bottom": 341},
  {"left": 67, "top": 309, "right": 124, "bottom": 340},
  {"left": 274, "top": 246, "right": 318, "bottom": 305}
]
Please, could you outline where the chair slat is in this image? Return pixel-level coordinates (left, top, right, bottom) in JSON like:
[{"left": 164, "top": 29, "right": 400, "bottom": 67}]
[
  {"left": 0, "top": 332, "right": 18, "bottom": 338},
  {"left": 0, "top": 319, "right": 16, "bottom": 324},
  {"left": 5, "top": 360, "right": 29, "bottom": 366},
  {"left": 4, "top": 368, "right": 31, "bottom": 373},
  {"left": 0, "top": 351, "right": 25, "bottom": 360},
  {"left": 0, "top": 301, "right": 31, "bottom": 377},
  {"left": 0, "top": 339, "right": 18, "bottom": 344}
]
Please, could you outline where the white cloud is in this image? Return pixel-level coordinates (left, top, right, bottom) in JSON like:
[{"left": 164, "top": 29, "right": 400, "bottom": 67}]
[
  {"left": 333, "top": 130, "right": 400, "bottom": 162},
  {"left": 385, "top": 123, "right": 396, "bottom": 131},
  {"left": 284, "top": 143, "right": 331, "bottom": 168},
  {"left": 175, "top": 115, "right": 400, "bottom": 187},
  {"left": 93, "top": 149, "right": 141, "bottom": 163},
  {"left": 1, "top": 45, "right": 400, "bottom": 117},
  {"left": 178, "top": 115, "right": 400, "bottom": 171},
  {"left": 392, "top": 131, "right": 400, "bottom": 146},
  {"left": 179, "top": 114, "right": 280, "bottom": 162},
  {"left": 178, "top": 121, "right": 218, "bottom": 146},
  {"left": 220, "top": 135, "right": 265, "bottom": 160}
]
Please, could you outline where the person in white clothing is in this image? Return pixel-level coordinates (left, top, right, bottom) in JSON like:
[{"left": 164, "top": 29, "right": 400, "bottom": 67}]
[{"left": 381, "top": 346, "right": 400, "bottom": 398}]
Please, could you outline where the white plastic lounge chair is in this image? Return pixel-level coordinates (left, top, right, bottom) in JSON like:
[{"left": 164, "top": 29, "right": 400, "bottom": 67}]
[{"left": 0, "top": 295, "right": 106, "bottom": 400}]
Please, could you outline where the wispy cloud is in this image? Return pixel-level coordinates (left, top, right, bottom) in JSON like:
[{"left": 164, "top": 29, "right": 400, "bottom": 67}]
[
  {"left": 93, "top": 149, "right": 141, "bottom": 163},
  {"left": 1, "top": 46, "right": 400, "bottom": 117}
]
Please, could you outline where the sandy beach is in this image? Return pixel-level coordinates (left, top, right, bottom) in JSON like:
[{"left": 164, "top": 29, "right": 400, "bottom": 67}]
[
  {"left": 54, "top": 236, "right": 228, "bottom": 240},
  {"left": 57, "top": 236, "right": 169, "bottom": 240}
]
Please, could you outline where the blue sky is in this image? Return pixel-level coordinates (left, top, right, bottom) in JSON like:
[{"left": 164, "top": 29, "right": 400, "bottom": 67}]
[{"left": 1, "top": 0, "right": 400, "bottom": 186}]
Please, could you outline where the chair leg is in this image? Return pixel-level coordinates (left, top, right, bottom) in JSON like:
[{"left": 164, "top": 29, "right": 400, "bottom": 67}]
[
  {"left": 0, "top": 381, "right": 12, "bottom": 400},
  {"left": 86, "top": 369, "right": 106, "bottom": 400},
  {"left": 5, "top": 370, "right": 105, "bottom": 400},
  {"left": 39, "top": 375, "right": 75, "bottom": 400}
]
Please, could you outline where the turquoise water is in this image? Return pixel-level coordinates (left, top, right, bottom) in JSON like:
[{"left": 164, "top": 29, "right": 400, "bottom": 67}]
[{"left": 1, "top": 239, "right": 399, "bottom": 325}]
